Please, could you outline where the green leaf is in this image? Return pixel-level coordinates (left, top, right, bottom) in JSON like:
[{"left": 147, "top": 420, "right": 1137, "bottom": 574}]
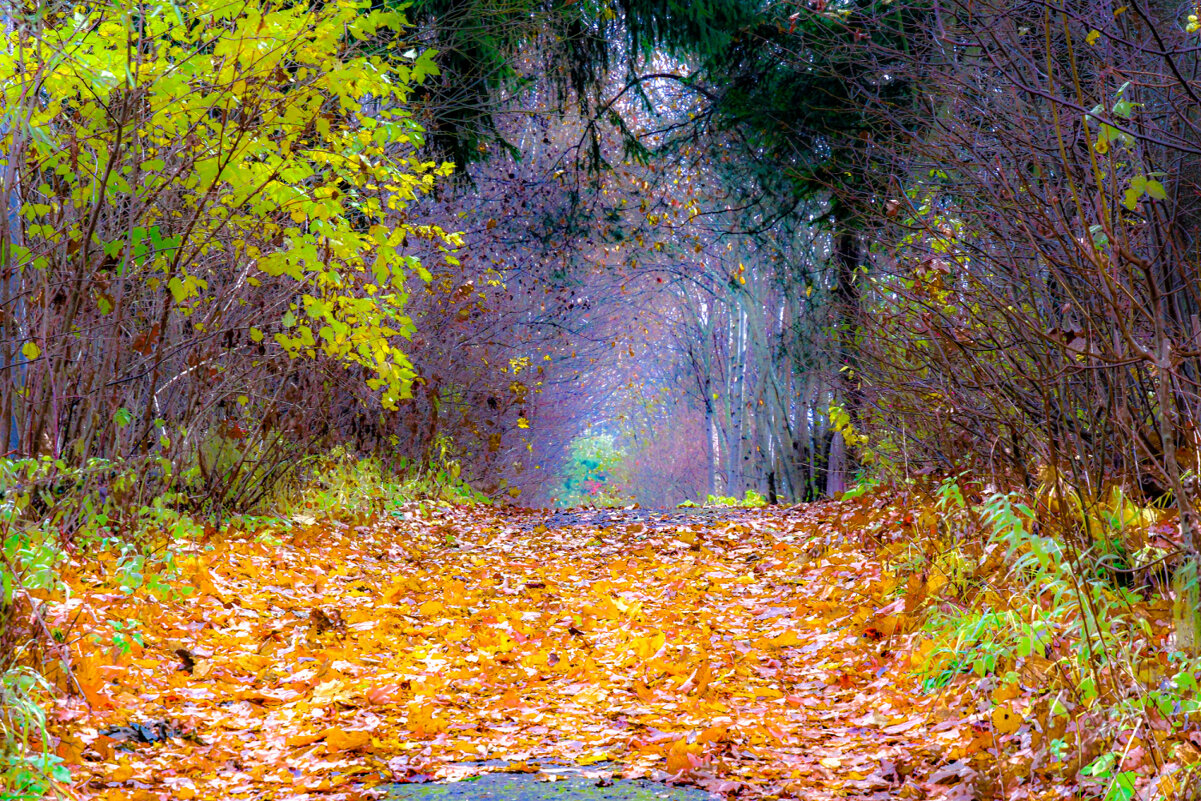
[
  {"left": 1144, "top": 179, "right": 1167, "bottom": 200},
  {"left": 1105, "top": 771, "right": 1137, "bottom": 801},
  {"left": 1083, "top": 752, "right": 1116, "bottom": 777},
  {"left": 1123, "top": 187, "right": 1140, "bottom": 211},
  {"left": 1112, "top": 99, "right": 1135, "bottom": 119}
]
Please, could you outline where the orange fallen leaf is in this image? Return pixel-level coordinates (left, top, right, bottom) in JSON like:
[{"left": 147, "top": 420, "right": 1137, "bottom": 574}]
[
  {"left": 366, "top": 682, "right": 402, "bottom": 705},
  {"left": 326, "top": 728, "right": 372, "bottom": 752},
  {"left": 992, "top": 704, "right": 1021, "bottom": 735},
  {"left": 665, "top": 738, "right": 703, "bottom": 774},
  {"left": 286, "top": 730, "right": 328, "bottom": 747},
  {"left": 418, "top": 599, "right": 444, "bottom": 616},
  {"left": 769, "top": 630, "right": 801, "bottom": 647}
]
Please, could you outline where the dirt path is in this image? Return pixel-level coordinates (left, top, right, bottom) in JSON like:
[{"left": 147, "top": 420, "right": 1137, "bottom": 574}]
[{"left": 47, "top": 503, "right": 968, "bottom": 799}]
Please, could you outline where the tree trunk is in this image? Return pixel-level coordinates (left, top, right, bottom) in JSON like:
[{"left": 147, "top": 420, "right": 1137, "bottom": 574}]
[{"left": 826, "top": 221, "right": 863, "bottom": 494}]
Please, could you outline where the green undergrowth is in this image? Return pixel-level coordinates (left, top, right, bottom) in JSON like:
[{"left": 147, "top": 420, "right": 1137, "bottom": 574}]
[
  {"left": 0, "top": 667, "right": 70, "bottom": 800},
  {"left": 271, "top": 449, "right": 489, "bottom": 520},
  {"left": 0, "top": 449, "right": 486, "bottom": 796},
  {"left": 677, "top": 490, "right": 769, "bottom": 508},
  {"left": 871, "top": 477, "right": 1201, "bottom": 797}
]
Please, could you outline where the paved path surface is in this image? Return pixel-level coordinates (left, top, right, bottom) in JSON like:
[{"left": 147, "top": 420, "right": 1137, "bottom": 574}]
[{"left": 388, "top": 771, "right": 712, "bottom": 800}]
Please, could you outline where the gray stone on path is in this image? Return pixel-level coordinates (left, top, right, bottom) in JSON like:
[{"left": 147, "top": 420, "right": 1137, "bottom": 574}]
[{"left": 387, "top": 767, "right": 714, "bottom": 800}]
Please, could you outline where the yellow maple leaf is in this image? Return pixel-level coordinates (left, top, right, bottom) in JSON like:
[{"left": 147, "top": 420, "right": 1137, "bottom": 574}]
[
  {"left": 418, "top": 599, "right": 444, "bottom": 616},
  {"left": 406, "top": 702, "right": 446, "bottom": 738},
  {"left": 769, "top": 630, "right": 800, "bottom": 648},
  {"left": 632, "top": 631, "right": 665, "bottom": 660}
]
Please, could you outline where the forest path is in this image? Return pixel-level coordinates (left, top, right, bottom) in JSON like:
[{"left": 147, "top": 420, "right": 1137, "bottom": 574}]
[{"left": 48, "top": 501, "right": 970, "bottom": 800}]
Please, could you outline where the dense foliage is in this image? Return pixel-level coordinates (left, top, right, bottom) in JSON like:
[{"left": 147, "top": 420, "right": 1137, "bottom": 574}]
[{"left": 0, "top": 0, "right": 458, "bottom": 511}]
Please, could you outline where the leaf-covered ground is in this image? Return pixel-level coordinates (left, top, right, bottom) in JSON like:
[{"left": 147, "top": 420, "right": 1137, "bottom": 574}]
[{"left": 46, "top": 501, "right": 978, "bottom": 799}]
